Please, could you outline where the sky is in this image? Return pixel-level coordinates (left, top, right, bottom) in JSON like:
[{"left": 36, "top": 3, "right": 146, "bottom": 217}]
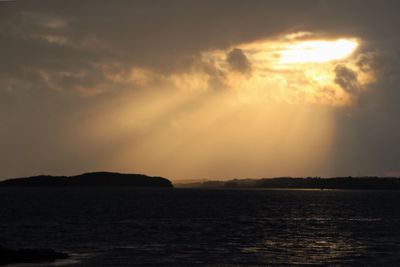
[{"left": 1, "top": 0, "right": 400, "bottom": 181}]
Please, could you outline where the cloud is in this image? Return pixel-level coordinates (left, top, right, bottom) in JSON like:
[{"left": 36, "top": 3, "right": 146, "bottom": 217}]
[
  {"left": 0, "top": 0, "right": 397, "bottom": 95},
  {"left": 226, "top": 48, "right": 251, "bottom": 74},
  {"left": 334, "top": 64, "right": 359, "bottom": 93}
]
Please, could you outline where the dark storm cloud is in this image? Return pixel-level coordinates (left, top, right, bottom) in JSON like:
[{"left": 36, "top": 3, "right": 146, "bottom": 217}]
[
  {"left": 226, "top": 48, "right": 251, "bottom": 74},
  {"left": 1, "top": 0, "right": 400, "bottom": 178},
  {"left": 0, "top": 0, "right": 325, "bottom": 88},
  {"left": 1, "top": 0, "right": 399, "bottom": 92},
  {"left": 334, "top": 64, "right": 359, "bottom": 93}
]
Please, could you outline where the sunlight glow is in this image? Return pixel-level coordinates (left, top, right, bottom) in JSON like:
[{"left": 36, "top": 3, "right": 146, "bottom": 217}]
[
  {"left": 78, "top": 33, "right": 377, "bottom": 179},
  {"left": 199, "top": 34, "right": 374, "bottom": 106},
  {"left": 279, "top": 39, "right": 358, "bottom": 64}
]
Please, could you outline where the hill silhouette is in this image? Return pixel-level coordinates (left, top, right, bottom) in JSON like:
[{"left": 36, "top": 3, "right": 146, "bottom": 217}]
[{"left": 0, "top": 172, "right": 173, "bottom": 188}]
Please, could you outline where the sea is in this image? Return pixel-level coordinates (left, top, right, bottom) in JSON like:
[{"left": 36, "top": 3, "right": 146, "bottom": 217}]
[{"left": 1, "top": 188, "right": 400, "bottom": 266}]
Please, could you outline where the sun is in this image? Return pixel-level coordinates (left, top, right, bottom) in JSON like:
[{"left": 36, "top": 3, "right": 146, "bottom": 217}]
[{"left": 279, "top": 39, "right": 359, "bottom": 64}]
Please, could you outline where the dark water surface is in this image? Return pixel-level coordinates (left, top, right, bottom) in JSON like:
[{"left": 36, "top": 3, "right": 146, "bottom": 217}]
[{"left": 1, "top": 188, "right": 400, "bottom": 266}]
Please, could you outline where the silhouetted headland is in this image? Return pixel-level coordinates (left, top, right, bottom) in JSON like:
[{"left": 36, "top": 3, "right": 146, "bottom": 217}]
[
  {"left": 196, "top": 177, "right": 400, "bottom": 190},
  {"left": 0, "top": 172, "right": 173, "bottom": 188},
  {"left": 0, "top": 246, "right": 68, "bottom": 265}
]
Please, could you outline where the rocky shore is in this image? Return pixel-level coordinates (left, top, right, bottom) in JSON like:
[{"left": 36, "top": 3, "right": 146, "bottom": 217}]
[{"left": 0, "top": 246, "right": 68, "bottom": 265}]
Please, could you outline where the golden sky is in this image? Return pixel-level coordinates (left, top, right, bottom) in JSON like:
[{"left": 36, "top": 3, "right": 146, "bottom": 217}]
[{"left": 0, "top": 1, "right": 399, "bottom": 180}]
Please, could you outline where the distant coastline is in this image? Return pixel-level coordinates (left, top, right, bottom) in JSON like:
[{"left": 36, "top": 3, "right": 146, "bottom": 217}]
[
  {"left": 0, "top": 172, "right": 173, "bottom": 188},
  {"left": 183, "top": 177, "right": 400, "bottom": 190},
  {"left": 3, "top": 173, "right": 400, "bottom": 190}
]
